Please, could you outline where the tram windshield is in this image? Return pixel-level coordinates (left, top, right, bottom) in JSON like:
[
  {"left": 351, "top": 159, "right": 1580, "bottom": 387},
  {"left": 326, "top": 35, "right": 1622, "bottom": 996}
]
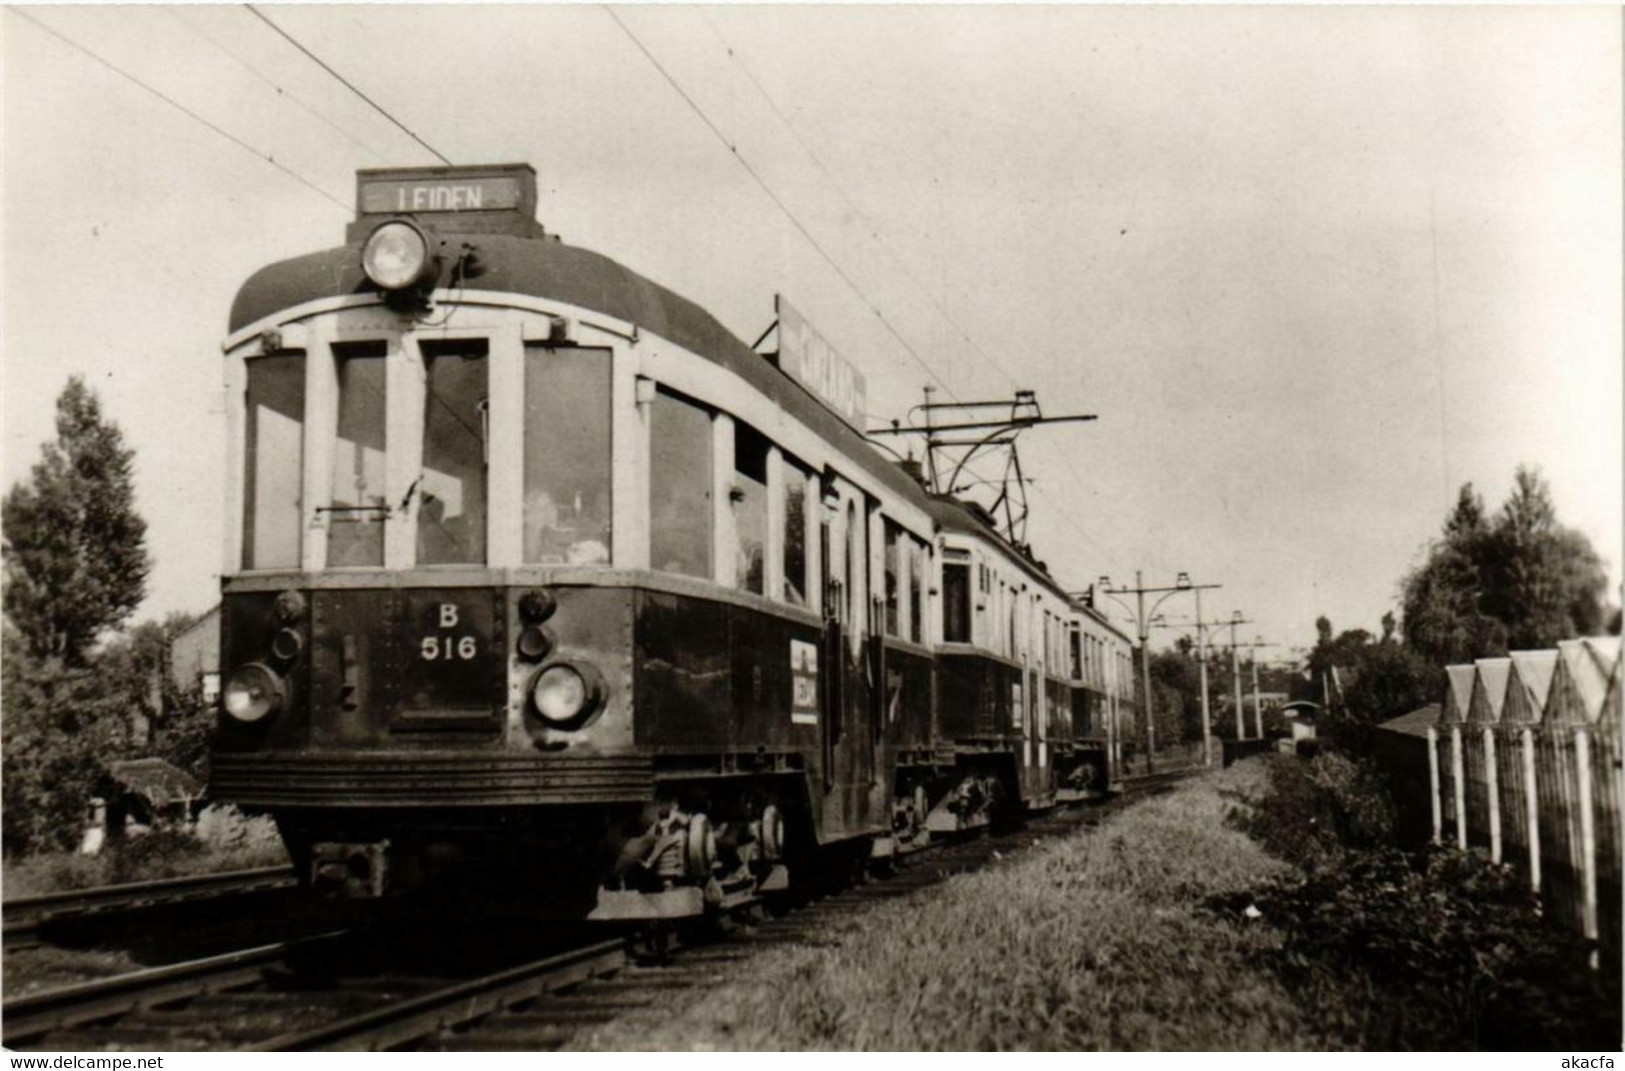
[
  {"left": 523, "top": 346, "right": 611, "bottom": 565},
  {"left": 417, "top": 342, "right": 488, "bottom": 565},
  {"left": 242, "top": 354, "right": 305, "bottom": 570},
  {"left": 328, "top": 345, "right": 388, "bottom": 567}
]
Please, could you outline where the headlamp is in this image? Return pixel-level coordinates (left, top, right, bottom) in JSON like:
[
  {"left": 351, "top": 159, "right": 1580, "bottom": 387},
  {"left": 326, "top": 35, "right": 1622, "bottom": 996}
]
[
  {"left": 361, "top": 220, "right": 434, "bottom": 291},
  {"left": 529, "top": 663, "right": 603, "bottom": 727},
  {"left": 224, "top": 662, "right": 283, "bottom": 724}
]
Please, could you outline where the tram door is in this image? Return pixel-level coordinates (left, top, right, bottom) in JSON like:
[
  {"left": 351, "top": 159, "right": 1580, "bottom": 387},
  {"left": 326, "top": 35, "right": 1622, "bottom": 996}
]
[
  {"left": 819, "top": 516, "right": 841, "bottom": 790},
  {"left": 849, "top": 501, "right": 876, "bottom": 788}
]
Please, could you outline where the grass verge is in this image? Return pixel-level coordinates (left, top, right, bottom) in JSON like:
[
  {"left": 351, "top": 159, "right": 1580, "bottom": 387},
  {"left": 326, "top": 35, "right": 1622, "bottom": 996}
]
[
  {"left": 574, "top": 762, "right": 1329, "bottom": 1050},
  {"left": 3, "top": 805, "right": 286, "bottom": 899}
]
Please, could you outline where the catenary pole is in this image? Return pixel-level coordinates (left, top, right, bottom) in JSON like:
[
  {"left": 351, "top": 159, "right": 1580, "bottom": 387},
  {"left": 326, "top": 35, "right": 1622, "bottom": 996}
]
[
  {"left": 1090, "top": 574, "right": 1214, "bottom": 774},
  {"left": 1251, "top": 648, "right": 1263, "bottom": 739},
  {"left": 1136, "top": 570, "right": 1153, "bottom": 771},
  {"left": 1195, "top": 587, "right": 1212, "bottom": 766},
  {"left": 1230, "top": 617, "right": 1245, "bottom": 740}
]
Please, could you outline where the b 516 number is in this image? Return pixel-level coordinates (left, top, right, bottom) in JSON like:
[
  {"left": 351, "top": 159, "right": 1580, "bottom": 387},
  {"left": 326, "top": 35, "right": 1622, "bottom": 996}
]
[
  {"left": 420, "top": 603, "right": 477, "bottom": 660},
  {"left": 421, "top": 635, "right": 478, "bottom": 661}
]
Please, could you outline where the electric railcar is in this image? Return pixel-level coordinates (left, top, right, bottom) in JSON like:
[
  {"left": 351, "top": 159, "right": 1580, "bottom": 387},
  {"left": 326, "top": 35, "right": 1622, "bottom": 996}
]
[{"left": 210, "top": 163, "right": 1138, "bottom": 920}]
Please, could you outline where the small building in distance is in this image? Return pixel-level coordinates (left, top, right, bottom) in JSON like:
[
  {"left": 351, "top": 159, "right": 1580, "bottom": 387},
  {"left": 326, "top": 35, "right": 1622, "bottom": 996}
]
[
  {"left": 1371, "top": 703, "right": 1440, "bottom": 848},
  {"left": 169, "top": 604, "right": 221, "bottom": 702},
  {"left": 82, "top": 758, "right": 206, "bottom": 854}
]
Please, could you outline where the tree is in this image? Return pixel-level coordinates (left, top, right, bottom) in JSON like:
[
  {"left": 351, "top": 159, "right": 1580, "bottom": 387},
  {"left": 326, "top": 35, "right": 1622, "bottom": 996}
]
[
  {"left": 99, "top": 611, "right": 211, "bottom": 782},
  {"left": 3, "top": 377, "right": 149, "bottom": 667},
  {"left": 1148, "top": 648, "right": 1203, "bottom": 744},
  {"left": 1400, "top": 484, "right": 1507, "bottom": 667},
  {"left": 1, "top": 623, "right": 136, "bottom": 854},
  {"left": 1400, "top": 468, "right": 1605, "bottom": 666},
  {"left": 1480, "top": 467, "right": 1607, "bottom": 649},
  {"left": 1304, "top": 618, "right": 1436, "bottom": 757}
]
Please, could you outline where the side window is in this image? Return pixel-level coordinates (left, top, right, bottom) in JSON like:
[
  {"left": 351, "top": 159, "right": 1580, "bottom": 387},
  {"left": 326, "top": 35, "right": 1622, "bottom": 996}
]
[
  {"left": 883, "top": 520, "right": 901, "bottom": 637},
  {"left": 846, "top": 500, "right": 862, "bottom": 631},
  {"left": 649, "top": 389, "right": 713, "bottom": 578},
  {"left": 417, "top": 341, "right": 488, "bottom": 566},
  {"left": 908, "top": 537, "right": 926, "bottom": 644},
  {"left": 780, "top": 454, "right": 810, "bottom": 606},
  {"left": 1070, "top": 627, "right": 1082, "bottom": 680},
  {"left": 523, "top": 346, "right": 611, "bottom": 565},
  {"left": 1008, "top": 586, "right": 1017, "bottom": 656},
  {"left": 243, "top": 354, "right": 305, "bottom": 569},
  {"left": 733, "top": 423, "right": 769, "bottom": 595},
  {"left": 328, "top": 343, "right": 387, "bottom": 568},
  {"left": 943, "top": 557, "right": 971, "bottom": 643}
]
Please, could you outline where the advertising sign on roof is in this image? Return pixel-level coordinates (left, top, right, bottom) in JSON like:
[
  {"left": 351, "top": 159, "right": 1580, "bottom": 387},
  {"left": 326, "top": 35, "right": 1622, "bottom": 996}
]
[{"left": 775, "top": 295, "right": 867, "bottom": 432}]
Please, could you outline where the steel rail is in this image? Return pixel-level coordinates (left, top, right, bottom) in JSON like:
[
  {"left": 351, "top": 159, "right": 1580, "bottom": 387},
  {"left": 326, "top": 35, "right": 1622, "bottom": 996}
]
[
  {"left": 2, "top": 932, "right": 345, "bottom": 1045},
  {"left": 253, "top": 938, "right": 630, "bottom": 1052},
  {"left": 3, "top": 866, "right": 296, "bottom": 945},
  {"left": 4, "top": 771, "right": 1201, "bottom": 1051}
]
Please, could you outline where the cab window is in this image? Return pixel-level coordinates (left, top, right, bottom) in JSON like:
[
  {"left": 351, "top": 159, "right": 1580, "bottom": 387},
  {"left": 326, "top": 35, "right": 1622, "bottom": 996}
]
[
  {"left": 523, "top": 346, "right": 611, "bottom": 565},
  {"left": 417, "top": 341, "right": 488, "bottom": 565},
  {"left": 242, "top": 354, "right": 305, "bottom": 569},
  {"left": 327, "top": 343, "right": 387, "bottom": 568}
]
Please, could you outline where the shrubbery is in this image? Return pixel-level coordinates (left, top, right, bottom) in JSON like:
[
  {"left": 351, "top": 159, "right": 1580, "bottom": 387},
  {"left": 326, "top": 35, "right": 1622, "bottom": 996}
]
[
  {"left": 3, "top": 806, "right": 286, "bottom": 898},
  {"left": 1220, "top": 753, "right": 1621, "bottom": 1049},
  {"left": 1230, "top": 752, "right": 1394, "bottom": 871}
]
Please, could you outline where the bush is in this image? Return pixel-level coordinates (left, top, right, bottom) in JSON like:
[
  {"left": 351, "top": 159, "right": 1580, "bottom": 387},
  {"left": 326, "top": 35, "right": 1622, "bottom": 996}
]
[
  {"left": 1229, "top": 753, "right": 1394, "bottom": 872},
  {"left": 1210, "top": 848, "right": 1621, "bottom": 1048},
  {"left": 193, "top": 804, "right": 286, "bottom": 870},
  {"left": 104, "top": 827, "right": 208, "bottom": 884},
  {"left": 1217, "top": 751, "right": 1620, "bottom": 1048},
  {"left": 3, "top": 809, "right": 286, "bottom": 898},
  {"left": 2, "top": 850, "right": 112, "bottom": 898}
]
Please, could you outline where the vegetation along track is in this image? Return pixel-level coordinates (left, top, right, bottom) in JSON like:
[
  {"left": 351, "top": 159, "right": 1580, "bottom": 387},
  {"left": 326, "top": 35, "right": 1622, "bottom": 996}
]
[
  {"left": 3, "top": 866, "right": 297, "bottom": 951},
  {"left": 3, "top": 769, "right": 1195, "bottom": 1052}
]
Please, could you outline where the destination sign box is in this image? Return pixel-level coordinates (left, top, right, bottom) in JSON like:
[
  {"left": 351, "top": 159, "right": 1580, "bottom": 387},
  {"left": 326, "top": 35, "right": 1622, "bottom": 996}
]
[
  {"left": 360, "top": 176, "right": 522, "bottom": 214},
  {"left": 349, "top": 165, "right": 541, "bottom": 241},
  {"left": 775, "top": 296, "right": 867, "bottom": 432}
]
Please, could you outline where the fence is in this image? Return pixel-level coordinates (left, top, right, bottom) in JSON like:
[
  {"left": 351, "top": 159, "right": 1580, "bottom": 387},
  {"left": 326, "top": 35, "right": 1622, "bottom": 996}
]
[{"left": 1425, "top": 637, "right": 1621, "bottom": 955}]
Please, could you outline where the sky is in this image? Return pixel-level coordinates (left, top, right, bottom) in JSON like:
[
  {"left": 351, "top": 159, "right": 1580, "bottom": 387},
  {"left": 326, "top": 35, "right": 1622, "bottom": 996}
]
[{"left": 2, "top": 4, "right": 1620, "bottom": 658}]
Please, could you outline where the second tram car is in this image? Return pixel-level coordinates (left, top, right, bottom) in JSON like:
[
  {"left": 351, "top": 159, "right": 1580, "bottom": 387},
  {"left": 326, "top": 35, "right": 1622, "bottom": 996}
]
[{"left": 210, "top": 163, "right": 1137, "bottom": 919}]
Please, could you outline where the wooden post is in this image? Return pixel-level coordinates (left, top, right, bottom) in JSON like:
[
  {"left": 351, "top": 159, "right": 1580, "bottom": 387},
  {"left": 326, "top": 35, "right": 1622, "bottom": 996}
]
[
  {"left": 1485, "top": 726, "right": 1502, "bottom": 864},
  {"left": 1576, "top": 727, "right": 1599, "bottom": 949},
  {"left": 1462, "top": 724, "right": 1475, "bottom": 851},
  {"left": 1427, "top": 726, "right": 1443, "bottom": 845},
  {"left": 1523, "top": 727, "right": 1541, "bottom": 895}
]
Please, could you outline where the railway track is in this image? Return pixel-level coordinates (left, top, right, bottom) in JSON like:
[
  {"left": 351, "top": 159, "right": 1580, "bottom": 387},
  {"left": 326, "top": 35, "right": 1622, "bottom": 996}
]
[
  {"left": 3, "top": 769, "right": 1195, "bottom": 1052},
  {"left": 3, "top": 866, "right": 296, "bottom": 950}
]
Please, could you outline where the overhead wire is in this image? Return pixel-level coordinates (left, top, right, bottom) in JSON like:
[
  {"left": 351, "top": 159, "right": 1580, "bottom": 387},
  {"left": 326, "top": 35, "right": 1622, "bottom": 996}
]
[
  {"left": 602, "top": 6, "right": 957, "bottom": 404},
  {"left": 696, "top": 11, "right": 1028, "bottom": 396},
  {"left": 690, "top": 12, "right": 1131, "bottom": 576},
  {"left": 7, "top": 8, "right": 352, "bottom": 215},
  {"left": 165, "top": 7, "right": 393, "bottom": 163},
  {"left": 243, "top": 4, "right": 452, "bottom": 166}
]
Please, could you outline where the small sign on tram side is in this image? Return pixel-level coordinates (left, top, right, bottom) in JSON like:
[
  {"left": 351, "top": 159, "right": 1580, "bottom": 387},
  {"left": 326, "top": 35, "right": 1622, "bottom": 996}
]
[
  {"left": 774, "top": 295, "right": 868, "bottom": 433},
  {"left": 790, "top": 639, "right": 819, "bottom": 725}
]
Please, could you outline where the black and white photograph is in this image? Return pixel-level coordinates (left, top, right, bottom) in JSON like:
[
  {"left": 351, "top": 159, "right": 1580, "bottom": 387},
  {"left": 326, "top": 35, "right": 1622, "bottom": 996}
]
[{"left": 1, "top": 2, "right": 1620, "bottom": 1055}]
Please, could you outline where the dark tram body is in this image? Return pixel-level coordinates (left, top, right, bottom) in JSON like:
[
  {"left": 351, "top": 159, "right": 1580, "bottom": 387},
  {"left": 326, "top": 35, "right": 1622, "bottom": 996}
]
[{"left": 210, "top": 164, "right": 1137, "bottom": 919}]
